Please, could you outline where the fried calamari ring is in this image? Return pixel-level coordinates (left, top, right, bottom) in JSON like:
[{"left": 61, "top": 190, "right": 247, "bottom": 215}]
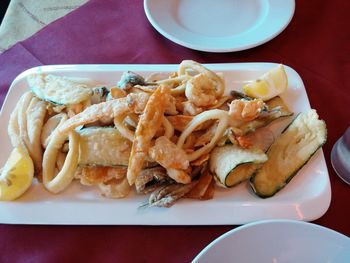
[
  {"left": 8, "top": 92, "right": 46, "bottom": 173},
  {"left": 156, "top": 75, "right": 190, "bottom": 96},
  {"left": 26, "top": 97, "right": 47, "bottom": 172},
  {"left": 17, "top": 92, "right": 34, "bottom": 148},
  {"left": 8, "top": 99, "right": 20, "bottom": 147},
  {"left": 41, "top": 113, "right": 68, "bottom": 148},
  {"left": 42, "top": 130, "right": 79, "bottom": 193},
  {"left": 170, "top": 84, "right": 186, "bottom": 95},
  {"left": 156, "top": 74, "right": 190, "bottom": 85},
  {"left": 113, "top": 115, "right": 135, "bottom": 142},
  {"left": 177, "top": 109, "right": 229, "bottom": 162}
]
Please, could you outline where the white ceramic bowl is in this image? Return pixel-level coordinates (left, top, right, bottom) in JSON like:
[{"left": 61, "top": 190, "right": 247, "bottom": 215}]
[{"left": 193, "top": 220, "right": 350, "bottom": 263}]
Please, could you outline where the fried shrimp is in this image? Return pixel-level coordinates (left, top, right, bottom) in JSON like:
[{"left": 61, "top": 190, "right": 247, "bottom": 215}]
[
  {"left": 182, "top": 100, "right": 203, "bottom": 116},
  {"left": 228, "top": 99, "right": 266, "bottom": 127},
  {"left": 58, "top": 93, "right": 148, "bottom": 134},
  {"left": 179, "top": 60, "right": 225, "bottom": 105},
  {"left": 149, "top": 136, "right": 189, "bottom": 170},
  {"left": 185, "top": 73, "right": 218, "bottom": 107},
  {"left": 127, "top": 85, "right": 170, "bottom": 185},
  {"left": 58, "top": 98, "right": 129, "bottom": 133}
]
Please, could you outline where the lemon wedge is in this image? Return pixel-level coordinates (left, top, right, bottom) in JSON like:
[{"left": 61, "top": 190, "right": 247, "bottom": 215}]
[
  {"left": 243, "top": 64, "right": 288, "bottom": 101},
  {"left": 0, "top": 147, "right": 34, "bottom": 201}
]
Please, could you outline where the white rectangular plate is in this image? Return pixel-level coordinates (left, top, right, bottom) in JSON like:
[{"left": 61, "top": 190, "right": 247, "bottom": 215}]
[{"left": 0, "top": 63, "right": 331, "bottom": 225}]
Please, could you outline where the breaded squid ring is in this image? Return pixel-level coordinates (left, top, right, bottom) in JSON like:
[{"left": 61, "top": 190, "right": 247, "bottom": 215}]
[
  {"left": 41, "top": 113, "right": 68, "bottom": 148},
  {"left": 156, "top": 75, "right": 190, "bottom": 96},
  {"left": 8, "top": 100, "right": 20, "bottom": 147},
  {"left": 42, "top": 130, "right": 79, "bottom": 194},
  {"left": 113, "top": 115, "right": 135, "bottom": 142},
  {"left": 26, "top": 97, "right": 47, "bottom": 172},
  {"left": 177, "top": 109, "right": 229, "bottom": 162},
  {"left": 17, "top": 92, "right": 34, "bottom": 148},
  {"left": 8, "top": 92, "right": 46, "bottom": 173},
  {"left": 156, "top": 74, "right": 190, "bottom": 85}
]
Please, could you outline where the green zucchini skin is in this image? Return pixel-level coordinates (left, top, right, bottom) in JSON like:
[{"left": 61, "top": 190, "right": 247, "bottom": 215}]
[
  {"left": 250, "top": 109, "right": 327, "bottom": 198},
  {"left": 209, "top": 144, "right": 267, "bottom": 188}
]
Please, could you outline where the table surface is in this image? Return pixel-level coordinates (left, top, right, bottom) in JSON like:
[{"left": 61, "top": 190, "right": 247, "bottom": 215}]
[{"left": 0, "top": 0, "right": 349, "bottom": 262}]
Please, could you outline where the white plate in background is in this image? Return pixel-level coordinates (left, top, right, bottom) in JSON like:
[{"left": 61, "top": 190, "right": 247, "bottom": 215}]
[
  {"left": 0, "top": 63, "right": 330, "bottom": 225},
  {"left": 193, "top": 220, "right": 350, "bottom": 263},
  {"left": 144, "top": 0, "right": 295, "bottom": 52}
]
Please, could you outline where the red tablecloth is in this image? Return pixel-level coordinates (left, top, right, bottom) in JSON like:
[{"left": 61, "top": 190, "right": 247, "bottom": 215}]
[{"left": 0, "top": 0, "right": 349, "bottom": 262}]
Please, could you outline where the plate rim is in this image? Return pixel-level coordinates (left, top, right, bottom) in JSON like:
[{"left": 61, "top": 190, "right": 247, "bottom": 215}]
[{"left": 144, "top": 0, "right": 296, "bottom": 52}]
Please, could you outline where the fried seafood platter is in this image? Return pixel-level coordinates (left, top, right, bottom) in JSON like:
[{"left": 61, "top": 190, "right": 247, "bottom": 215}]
[{"left": 0, "top": 62, "right": 330, "bottom": 224}]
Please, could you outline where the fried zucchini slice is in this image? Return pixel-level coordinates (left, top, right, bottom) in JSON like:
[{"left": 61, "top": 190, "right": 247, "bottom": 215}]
[
  {"left": 78, "top": 127, "right": 131, "bottom": 166},
  {"left": 27, "top": 73, "right": 93, "bottom": 105},
  {"left": 250, "top": 109, "right": 327, "bottom": 197},
  {"left": 209, "top": 144, "right": 267, "bottom": 187}
]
